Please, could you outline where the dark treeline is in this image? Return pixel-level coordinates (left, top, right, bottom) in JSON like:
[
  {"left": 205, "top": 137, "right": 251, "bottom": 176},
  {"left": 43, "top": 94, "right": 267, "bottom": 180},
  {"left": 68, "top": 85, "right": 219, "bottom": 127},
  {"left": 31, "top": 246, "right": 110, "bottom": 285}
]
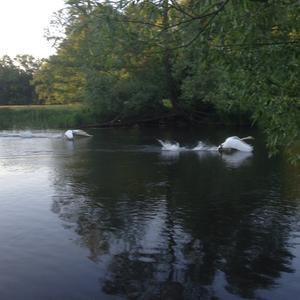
[
  {"left": 0, "top": 55, "right": 42, "bottom": 105},
  {"left": 2, "top": 0, "right": 300, "bottom": 155}
]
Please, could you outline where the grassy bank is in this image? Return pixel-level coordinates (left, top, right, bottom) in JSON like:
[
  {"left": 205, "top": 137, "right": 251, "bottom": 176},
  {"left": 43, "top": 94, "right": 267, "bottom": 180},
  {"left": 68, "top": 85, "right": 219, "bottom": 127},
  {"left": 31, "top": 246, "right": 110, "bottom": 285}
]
[{"left": 0, "top": 104, "right": 96, "bottom": 129}]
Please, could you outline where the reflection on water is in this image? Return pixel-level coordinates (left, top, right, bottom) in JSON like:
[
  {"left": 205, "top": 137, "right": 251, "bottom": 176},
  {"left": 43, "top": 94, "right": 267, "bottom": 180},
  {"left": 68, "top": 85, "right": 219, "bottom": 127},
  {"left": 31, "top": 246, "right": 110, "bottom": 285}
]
[
  {"left": 0, "top": 128, "right": 300, "bottom": 300},
  {"left": 221, "top": 151, "right": 253, "bottom": 168}
]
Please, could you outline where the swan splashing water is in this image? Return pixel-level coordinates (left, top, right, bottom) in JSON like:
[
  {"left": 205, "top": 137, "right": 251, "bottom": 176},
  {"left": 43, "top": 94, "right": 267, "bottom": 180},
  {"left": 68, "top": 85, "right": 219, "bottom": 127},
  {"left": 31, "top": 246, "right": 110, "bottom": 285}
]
[
  {"left": 64, "top": 129, "right": 92, "bottom": 140},
  {"left": 157, "top": 139, "right": 183, "bottom": 151},
  {"left": 158, "top": 137, "right": 253, "bottom": 153},
  {"left": 218, "top": 136, "right": 254, "bottom": 152},
  {"left": 192, "top": 141, "right": 218, "bottom": 151},
  {"left": 158, "top": 139, "right": 217, "bottom": 152}
]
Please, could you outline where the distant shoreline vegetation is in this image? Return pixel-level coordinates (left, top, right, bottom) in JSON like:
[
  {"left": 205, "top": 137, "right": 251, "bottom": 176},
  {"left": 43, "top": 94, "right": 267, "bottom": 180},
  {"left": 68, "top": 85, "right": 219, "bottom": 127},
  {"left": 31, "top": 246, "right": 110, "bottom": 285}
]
[
  {"left": 0, "top": 104, "right": 96, "bottom": 129},
  {"left": 0, "top": 103, "right": 248, "bottom": 130}
]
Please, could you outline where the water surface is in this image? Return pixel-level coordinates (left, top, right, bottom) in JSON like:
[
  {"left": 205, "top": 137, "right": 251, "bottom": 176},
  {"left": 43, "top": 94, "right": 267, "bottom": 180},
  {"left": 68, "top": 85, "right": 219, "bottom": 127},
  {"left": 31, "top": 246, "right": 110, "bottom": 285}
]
[{"left": 0, "top": 128, "right": 300, "bottom": 300}]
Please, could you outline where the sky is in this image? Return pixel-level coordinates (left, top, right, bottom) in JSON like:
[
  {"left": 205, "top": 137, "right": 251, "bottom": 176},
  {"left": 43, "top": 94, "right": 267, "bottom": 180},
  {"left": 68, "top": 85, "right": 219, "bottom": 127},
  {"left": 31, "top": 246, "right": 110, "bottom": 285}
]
[{"left": 0, "top": 0, "right": 65, "bottom": 59}]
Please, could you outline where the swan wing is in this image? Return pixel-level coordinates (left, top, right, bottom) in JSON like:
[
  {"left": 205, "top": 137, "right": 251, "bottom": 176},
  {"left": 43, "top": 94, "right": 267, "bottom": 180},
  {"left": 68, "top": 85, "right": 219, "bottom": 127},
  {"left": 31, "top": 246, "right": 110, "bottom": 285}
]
[
  {"left": 72, "top": 129, "right": 92, "bottom": 137},
  {"left": 223, "top": 137, "right": 253, "bottom": 152}
]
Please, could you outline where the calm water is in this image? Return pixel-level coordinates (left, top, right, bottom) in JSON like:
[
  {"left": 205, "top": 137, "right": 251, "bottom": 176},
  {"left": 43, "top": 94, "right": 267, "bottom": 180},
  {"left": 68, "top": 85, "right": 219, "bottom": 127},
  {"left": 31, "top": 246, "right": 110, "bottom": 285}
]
[{"left": 0, "top": 127, "right": 300, "bottom": 300}]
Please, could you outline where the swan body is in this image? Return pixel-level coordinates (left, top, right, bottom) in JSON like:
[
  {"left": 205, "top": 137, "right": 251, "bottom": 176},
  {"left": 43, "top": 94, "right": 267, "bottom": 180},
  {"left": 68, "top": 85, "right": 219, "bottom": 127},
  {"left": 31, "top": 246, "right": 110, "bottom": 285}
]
[
  {"left": 64, "top": 130, "right": 74, "bottom": 140},
  {"left": 218, "top": 136, "right": 254, "bottom": 152},
  {"left": 64, "top": 129, "right": 92, "bottom": 140}
]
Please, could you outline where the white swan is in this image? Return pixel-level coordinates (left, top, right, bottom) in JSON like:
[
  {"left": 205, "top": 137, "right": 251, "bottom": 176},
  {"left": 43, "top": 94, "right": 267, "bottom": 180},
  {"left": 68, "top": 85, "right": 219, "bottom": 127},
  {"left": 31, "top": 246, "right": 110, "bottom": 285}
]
[
  {"left": 218, "top": 136, "right": 254, "bottom": 152},
  {"left": 64, "top": 129, "right": 92, "bottom": 140}
]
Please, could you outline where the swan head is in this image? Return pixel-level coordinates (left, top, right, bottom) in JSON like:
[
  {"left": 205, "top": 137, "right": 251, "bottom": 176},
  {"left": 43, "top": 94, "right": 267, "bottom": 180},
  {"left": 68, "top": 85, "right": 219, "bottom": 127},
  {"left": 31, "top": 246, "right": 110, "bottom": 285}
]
[{"left": 217, "top": 144, "right": 224, "bottom": 152}]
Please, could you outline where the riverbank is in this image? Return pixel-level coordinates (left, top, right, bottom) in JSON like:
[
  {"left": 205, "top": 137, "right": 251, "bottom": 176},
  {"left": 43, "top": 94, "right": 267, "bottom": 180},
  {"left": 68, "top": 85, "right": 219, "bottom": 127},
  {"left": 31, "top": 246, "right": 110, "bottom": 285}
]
[
  {"left": 0, "top": 104, "right": 253, "bottom": 130},
  {"left": 0, "top": 104, "right": 96, "bottom": 129}
]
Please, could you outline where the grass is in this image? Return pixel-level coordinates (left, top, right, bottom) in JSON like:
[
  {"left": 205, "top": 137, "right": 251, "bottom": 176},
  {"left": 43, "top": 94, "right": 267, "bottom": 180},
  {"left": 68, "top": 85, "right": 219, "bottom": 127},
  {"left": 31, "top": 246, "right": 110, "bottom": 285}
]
[{"left": 0, "top": 104, "right": 97, "bottom": 129}]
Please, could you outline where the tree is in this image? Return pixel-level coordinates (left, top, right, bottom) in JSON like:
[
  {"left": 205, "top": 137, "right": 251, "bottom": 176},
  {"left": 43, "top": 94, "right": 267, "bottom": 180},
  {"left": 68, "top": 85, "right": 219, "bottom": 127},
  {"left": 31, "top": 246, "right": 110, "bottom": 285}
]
[{"left": 0, "top": 55, "right": 42, "bottom": 105}]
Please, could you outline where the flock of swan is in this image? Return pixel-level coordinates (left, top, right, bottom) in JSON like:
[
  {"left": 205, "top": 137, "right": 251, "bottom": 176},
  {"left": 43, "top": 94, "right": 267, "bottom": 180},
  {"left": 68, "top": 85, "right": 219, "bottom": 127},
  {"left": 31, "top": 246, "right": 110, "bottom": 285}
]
[
  {"left": 159, "top": 136, "right": 254, "bottom": 153},
  {"left": 64, "top": 129, "right": 254, "bottom": 153},
  {"left": 0, "top": 128, "right": 254, "bottom": 153}
]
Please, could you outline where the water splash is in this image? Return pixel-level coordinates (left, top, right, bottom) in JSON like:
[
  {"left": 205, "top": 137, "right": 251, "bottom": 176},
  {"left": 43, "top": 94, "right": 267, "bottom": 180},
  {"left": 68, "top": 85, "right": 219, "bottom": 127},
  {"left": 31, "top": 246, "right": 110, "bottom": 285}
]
[
  {"left": 0, "top": 130, "right": 62, "bottom": 139},
  {"left": 192, "top": 141, "right": 218, "bottom": 152},
  {"left": 158, "top": 139, "right": 217, "bottom": 152},
  {"left": 157, "top": 139, "right": 184, "bottom": 151},
  {"left": 20, "top": 131, "right": 34, "bottom": 138}
]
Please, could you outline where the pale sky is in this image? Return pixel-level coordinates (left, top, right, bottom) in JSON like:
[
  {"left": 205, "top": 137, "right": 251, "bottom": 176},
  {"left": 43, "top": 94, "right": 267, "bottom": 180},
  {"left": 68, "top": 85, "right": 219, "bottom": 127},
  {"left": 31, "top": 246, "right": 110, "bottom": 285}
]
[{"left": 0, "top": 0, "right": 65, "bottom": 58}]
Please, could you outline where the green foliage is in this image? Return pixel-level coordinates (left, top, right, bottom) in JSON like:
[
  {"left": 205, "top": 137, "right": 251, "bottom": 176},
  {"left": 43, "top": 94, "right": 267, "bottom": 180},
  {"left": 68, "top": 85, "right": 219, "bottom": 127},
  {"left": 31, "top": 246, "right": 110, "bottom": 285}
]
[
  {"left": 177, "top": 0, "right": 300, "bottom": 152},
  {"left": 85, "top": 71, "right": 164, "bottom": 120},
  {"left": 32, "top": 55, "right": 86, "bottom": 104},
  {"left": 0, "top": 55, "right": 41, "bottom": 105}
]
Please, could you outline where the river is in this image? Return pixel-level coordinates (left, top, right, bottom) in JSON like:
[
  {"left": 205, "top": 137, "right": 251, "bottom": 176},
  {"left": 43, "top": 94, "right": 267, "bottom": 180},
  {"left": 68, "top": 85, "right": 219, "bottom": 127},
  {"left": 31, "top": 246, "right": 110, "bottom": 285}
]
[{"left": 0, "top": 127, "right": 299, "bottom": 300}]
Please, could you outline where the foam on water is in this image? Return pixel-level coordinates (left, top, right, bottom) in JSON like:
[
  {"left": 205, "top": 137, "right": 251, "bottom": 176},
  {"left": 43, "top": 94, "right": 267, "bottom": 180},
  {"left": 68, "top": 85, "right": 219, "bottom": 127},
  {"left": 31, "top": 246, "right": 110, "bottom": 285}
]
[
  {"left": 157, "top": 139, "right": 183, "bottom": 151},
  {"left": 192, "top": 141, "right": 218, "bottom": 152},
  {"left": 0, "top": 130, "right": 62, "bottom": 139},
  {"left": 158, "top": 139, "right": 217, "bottom": 152}
]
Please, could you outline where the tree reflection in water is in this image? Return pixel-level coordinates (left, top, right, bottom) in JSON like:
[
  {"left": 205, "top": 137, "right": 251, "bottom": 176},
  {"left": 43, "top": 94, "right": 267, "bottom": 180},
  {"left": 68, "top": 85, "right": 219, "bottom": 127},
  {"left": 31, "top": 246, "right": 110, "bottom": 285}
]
[{"left": 50, "top": 137, "right": 298, "bottom": 299}]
